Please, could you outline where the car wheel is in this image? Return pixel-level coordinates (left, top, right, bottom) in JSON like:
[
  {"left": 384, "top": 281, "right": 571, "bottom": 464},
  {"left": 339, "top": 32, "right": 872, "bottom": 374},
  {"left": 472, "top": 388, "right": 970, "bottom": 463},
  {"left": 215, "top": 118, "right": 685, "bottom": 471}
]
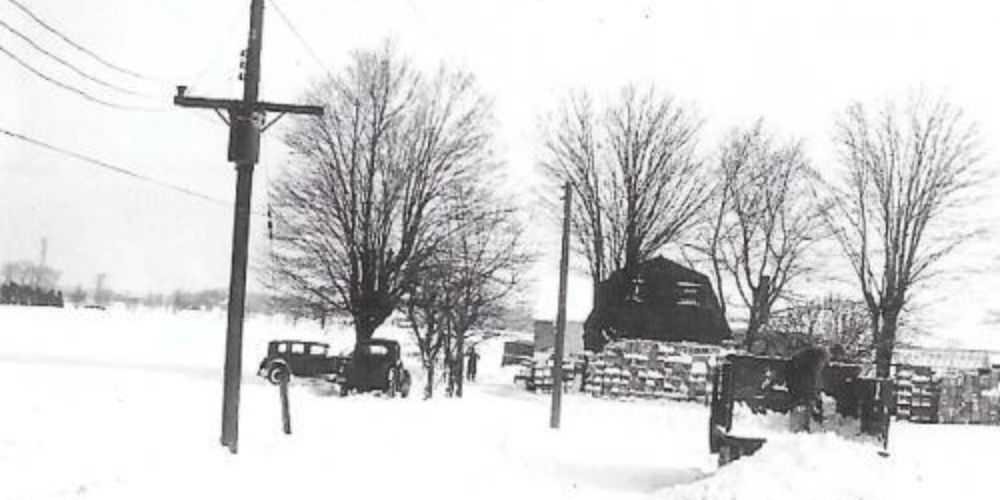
[{"left": 267, "top": 364, "right": 290, "bottom": 385}]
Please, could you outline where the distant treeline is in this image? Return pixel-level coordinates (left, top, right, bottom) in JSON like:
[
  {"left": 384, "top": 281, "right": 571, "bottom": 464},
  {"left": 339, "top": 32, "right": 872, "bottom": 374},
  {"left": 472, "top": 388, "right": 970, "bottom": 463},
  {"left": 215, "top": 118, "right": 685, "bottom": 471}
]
[
  {"left": 1, "top": 281, "right": 64, "bottom": 307},
  {"left": 72, "top": 288, "right": 277, "bottom": 314}
]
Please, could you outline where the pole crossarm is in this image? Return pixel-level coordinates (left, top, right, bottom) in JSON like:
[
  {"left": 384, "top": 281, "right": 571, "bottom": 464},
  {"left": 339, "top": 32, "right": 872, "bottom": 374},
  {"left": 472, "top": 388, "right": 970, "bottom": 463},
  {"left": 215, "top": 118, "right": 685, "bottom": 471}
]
[
  {"left": 256, "top": 101, "right": 323, "bottom": 115},
  {"left": 174, "top": 94, "right": 323, "bottom": 117},
  {"left": 173, "top": 94, "right": 242, "bottom": 111}
]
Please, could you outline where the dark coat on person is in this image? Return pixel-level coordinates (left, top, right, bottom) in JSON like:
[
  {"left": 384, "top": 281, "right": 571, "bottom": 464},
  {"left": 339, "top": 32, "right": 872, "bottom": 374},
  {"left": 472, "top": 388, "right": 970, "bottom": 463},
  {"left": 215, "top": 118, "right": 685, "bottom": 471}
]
[{"left": 785, "top": 346, "right": 830, "bottom": 407}]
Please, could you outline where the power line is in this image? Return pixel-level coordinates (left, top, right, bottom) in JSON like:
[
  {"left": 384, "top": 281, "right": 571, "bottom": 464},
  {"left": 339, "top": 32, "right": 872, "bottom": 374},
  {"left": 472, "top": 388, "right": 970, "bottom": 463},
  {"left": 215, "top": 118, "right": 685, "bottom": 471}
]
[
  {"left": 0, "top": 19, "right": 156, "bottom": 98},
  {"left": 0, "top": 43, "right": 165, "bottom": 111},
  {"left": 176, "top": 8, "right": 250, "bottom": 94},
  {"left": 405, "top": 0, "right": 446, "bottom": 49},
  {"left": 266, "top": 0, "right": 329, "bottom": 75},
  {"left": 4, "top": 0, "right": 161, "bottom": 82},
  {"left": 0, "top": 127, "right": 232, "bottom": 208}
]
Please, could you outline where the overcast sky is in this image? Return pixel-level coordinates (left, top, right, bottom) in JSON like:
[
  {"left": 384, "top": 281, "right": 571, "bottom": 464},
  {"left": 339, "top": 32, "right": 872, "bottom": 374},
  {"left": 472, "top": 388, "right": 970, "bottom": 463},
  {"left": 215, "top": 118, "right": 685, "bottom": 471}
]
[{"left": 1, "top": 0, "right": 998, "bottom": 347}]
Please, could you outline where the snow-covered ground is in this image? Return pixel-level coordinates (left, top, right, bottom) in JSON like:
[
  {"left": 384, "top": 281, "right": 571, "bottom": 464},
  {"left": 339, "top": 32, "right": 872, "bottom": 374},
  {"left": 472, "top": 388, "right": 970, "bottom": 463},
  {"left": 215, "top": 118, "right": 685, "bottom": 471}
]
[{"left": 1, "top": 305, "right": 998, "bottom": 500}]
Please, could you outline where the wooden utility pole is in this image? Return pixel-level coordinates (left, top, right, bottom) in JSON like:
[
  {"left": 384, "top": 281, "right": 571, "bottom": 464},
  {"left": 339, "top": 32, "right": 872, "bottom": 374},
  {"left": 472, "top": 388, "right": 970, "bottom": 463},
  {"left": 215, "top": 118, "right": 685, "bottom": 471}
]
[
  {"left": 173, "top": 0, "right": 323, "bottom": 454},
  {"left": 550, "top": 182, "right": 572, "bottom": 429}
]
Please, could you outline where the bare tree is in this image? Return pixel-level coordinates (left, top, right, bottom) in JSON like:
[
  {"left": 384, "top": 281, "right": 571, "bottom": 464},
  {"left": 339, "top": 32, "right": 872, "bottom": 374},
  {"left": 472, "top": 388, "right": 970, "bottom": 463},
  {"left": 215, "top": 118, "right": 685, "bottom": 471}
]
[
  {"left": 402, "top": 258, "right": 451, "bottom": 399},
  {"left": 540, "top": 86, "right": 710, "bottom": 300},
  {"left": 403, "top": 186, "right": 532, "bottom": 398},
  {"left": 702, "top": 121, "right": 825, "bottom": 348},
  {"left": 824, "top": 95, "right": 983, "bottom": 377},
  {"left": 2, "top": 260, "right": 60, "bottom": 289},
  {"left": 759, "top": 296, "right": 871, "bottom": 361},
  {"left": 270, "top": 45, "right": 495, "bottom": 345}
]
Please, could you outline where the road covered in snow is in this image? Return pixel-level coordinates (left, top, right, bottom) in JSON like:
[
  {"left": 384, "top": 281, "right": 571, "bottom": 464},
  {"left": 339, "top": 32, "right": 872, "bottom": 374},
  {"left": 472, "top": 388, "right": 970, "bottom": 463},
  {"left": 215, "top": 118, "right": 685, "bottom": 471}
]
[{"left": 1, "top": 305, "right": 998, "bottom": 500}]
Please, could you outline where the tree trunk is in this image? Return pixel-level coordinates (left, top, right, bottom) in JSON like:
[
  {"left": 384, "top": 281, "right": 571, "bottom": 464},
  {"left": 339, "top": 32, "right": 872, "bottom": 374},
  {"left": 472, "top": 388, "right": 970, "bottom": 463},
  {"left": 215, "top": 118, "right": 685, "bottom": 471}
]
[
  {"left": 424, "top": 363, "right": 435, "bottom": 399},
  {"left": 875, "top": 309, "right": 899, "bottom": 378},
  {"left": 454, "top": 330, "right": 466, "bottom": 398},
  {"left": 745, "top": 307, "right": 760, "bottom": 350},
  {"left": 443, "top": 329, "right": 454, "bottom": 397},
  {"left": 624, "top": 236, "right": 640, "bottom": 275},
  {"left": 353, "top": 301, "right": 392, "bottom": 345},
  {"left": 593, "top": 210, "right": 604, "bottom": 309},
  {"left": 744, "top": 276, "right": 771, "bottom": 351},
  {"left": 757, "top": 276, "right": 772, "bottom": 333},
  {"left": 354, "top": 319, "right": 377, "bottom": 348}
]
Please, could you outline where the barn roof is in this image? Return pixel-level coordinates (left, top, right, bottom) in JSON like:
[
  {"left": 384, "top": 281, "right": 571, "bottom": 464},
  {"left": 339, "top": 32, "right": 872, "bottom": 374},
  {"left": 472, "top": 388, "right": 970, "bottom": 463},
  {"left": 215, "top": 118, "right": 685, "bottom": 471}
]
[{"left": 585, "top": 257, "right": 731, "bottom": 350}]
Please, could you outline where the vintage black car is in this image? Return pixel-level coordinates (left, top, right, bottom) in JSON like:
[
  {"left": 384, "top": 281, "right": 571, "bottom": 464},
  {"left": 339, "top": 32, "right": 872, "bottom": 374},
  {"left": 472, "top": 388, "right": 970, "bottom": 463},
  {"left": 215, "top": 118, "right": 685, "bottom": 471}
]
[
  {"left": 340, "top": 339, "right": 412, "bottom": 397},
  {"left": 257, "top": 340, "right": 342, "bottom": 383},
  {"left": 257, "top": 339, "right": 411, "bottom": 397}
]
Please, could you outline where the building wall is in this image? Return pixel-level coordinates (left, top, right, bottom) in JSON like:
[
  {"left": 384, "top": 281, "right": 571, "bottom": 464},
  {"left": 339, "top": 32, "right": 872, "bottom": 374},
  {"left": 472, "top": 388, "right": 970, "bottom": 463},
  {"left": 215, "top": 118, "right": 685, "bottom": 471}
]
[{"left": 533, "top": 319, "right": 585, "bottom": 356}]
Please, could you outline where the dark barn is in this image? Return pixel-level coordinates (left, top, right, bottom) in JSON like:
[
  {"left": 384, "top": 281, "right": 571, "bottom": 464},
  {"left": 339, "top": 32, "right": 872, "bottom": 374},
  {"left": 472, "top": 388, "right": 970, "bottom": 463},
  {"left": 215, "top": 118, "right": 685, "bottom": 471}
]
[{"left": 584, "top": 257, "right": 731, "bottom": 351}]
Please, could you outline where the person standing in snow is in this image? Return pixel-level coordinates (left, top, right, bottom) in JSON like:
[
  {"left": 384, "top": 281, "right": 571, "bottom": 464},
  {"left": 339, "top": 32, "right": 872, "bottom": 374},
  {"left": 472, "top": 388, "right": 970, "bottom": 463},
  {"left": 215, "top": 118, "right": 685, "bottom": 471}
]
[
  {"left": 785, "top": 345, "right": 830, "bottom": 431},
  {"left": 466, "top": 347, "right": 480, "bottom": 382}
]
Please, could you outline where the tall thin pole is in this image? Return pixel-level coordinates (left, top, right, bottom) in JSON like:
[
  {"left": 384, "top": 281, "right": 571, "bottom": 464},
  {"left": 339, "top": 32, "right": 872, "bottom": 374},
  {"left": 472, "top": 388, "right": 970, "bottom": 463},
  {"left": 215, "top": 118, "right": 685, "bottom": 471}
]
[
  {"left": 550, "top": 182, "right": 572, "bottom": 429},
  {"left": 174, "top": 0, "right": 320, "bottom": 453},
  {"left": 220, "top": 162, "right": 253, "bottom": 453},
  {"left": 219, "top": 0, "right": 265, "bottom": 455}
]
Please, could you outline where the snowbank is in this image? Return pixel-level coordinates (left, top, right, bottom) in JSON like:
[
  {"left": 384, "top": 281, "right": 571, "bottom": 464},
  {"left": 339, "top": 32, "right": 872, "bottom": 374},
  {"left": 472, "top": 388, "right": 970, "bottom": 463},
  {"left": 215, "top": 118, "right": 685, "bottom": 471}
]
[
  {"left": 2, "top": 306, "right": 998, "bottom": 500},
  {"left": 660, "top": 398, "right": 997, "bottom": 500},
  {"left": 662, "top": 432, "right": 892, "bottom": 500},
  {"left": 0, "top": 306, "right": 710, "bottom": 500},
  {"left": 727, "top": 396, "right": 869, "bottom": 441}
]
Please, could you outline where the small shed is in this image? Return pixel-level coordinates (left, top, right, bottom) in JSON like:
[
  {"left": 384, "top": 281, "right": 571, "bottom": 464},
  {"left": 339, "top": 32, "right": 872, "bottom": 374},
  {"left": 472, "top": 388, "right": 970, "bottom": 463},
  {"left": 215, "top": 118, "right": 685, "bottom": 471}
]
[{"left": 533, "top": 319, "right": 585, "bottom": 357}]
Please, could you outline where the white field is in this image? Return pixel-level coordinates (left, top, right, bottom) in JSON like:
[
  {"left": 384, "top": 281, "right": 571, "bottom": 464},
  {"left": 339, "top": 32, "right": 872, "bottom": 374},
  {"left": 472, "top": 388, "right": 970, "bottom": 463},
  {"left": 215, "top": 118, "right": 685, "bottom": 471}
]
[{"left": 1, "top": 304, "right": 998, "bottom": 500}]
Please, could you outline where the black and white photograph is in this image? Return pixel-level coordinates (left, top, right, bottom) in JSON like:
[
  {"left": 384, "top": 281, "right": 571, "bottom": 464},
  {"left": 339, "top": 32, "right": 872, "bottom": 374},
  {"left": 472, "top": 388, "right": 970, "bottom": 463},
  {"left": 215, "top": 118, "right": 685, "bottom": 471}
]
[{"left": 2, "top": 1, "right": 999, "bottom": 498}]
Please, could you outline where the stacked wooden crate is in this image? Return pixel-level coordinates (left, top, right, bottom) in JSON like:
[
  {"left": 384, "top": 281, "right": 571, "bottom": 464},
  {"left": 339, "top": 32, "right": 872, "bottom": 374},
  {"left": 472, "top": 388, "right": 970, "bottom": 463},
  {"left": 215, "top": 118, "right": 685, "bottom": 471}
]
[
  {"left": 586, "top": 341, "right": 637, "bottom": 399},
  {"left": 583, "top": 339, "right": 717, "bottom": 401},
  {"left": 956, "top": 370, "right": 1000, "bottom": 424},
  {"left": 909, "top": 370, "right": 940, "bottom": 423},
  {"left": 982, "top": 380, "right": 1000, "bottom": 424},
  {"left": 910, "top": 369, "right": 1000, "bottom": 424},
  {"left": 938, "top": 375, "right": 962, "bottom": 424},
  {"left": 584, "top": 350, "right": 619, "bottom": 397},
  {"left": 531, "top": 363, "right": 553, "bottom": 392},
  {"left": 689, "top": 359, "right": 709, "bottom": 400},
  {"left": 624, "top": 352, "right": 651, "bottom": 398},
  {"left": 519, "top": 357, "right": 575, "bottom": 393},
  {"left": 892, "top": 366, "right": 939, "bottom": 422},
  {"left": 960, "top": 372, "right": 982, "bottom": 423},
  {"left": 662, "top": 353, "right": 693, "bottom": 399},
  {"left": 893, "top": 369, "right": 913, "bottom": 420},
  {"left": 976, "top": 372, "right": 1000, "bottom": 423}
]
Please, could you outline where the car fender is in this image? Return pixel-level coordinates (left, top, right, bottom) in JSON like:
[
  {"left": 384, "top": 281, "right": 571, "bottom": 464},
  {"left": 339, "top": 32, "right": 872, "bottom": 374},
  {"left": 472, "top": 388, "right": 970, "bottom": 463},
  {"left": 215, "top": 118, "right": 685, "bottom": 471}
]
[
  {"left": 258, "top": 358, "right": 278, "bottom": 376},
  {"left": 263, "top": 358, "right": 290, "bottom": 381}
]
